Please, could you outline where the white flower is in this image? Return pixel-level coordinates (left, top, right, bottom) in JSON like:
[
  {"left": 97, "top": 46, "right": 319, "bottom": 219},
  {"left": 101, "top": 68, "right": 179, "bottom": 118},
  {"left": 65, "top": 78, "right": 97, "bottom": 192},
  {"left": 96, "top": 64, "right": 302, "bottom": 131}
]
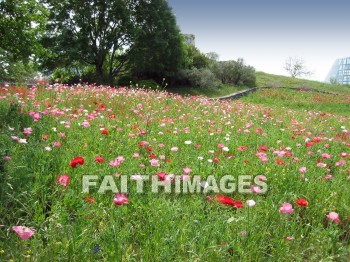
[
  {"left": 45, "top": 146, "right": 52, "bottom": 151},
  {"left": 184, "top": 140, "right": 192, "bottom": 145},
  {"left": 246, "top": 200, "right": 256, "bottom": 207},
  {"left": 223, "top": 147, "right": 229, "bottom": 152},
  {"left": 18, "top": 138, "right": 27, "bottom": 144}
]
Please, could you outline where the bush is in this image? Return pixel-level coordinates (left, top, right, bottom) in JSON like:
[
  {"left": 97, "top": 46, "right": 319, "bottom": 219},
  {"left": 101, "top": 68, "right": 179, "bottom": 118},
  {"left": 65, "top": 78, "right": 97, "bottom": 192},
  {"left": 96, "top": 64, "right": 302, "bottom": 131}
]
[
  {"left": 117, "top": 75, "right": 135, "bottom": 87},
  {"left": 185, "top": 68, "right": 222, "bottom": 89},
  {"left": 136, "top": 79, "right": 160, "bottom": 90},
  {"left": 211, "top": 59, "right": 256, "bottom": 87}
]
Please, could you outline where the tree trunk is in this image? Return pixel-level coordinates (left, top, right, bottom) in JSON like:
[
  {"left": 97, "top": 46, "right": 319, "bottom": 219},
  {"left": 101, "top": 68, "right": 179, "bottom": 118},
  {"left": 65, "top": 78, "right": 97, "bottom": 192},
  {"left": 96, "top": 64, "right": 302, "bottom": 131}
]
[{"left": 95, "top": 60, "right": 104, "bottom": 84}]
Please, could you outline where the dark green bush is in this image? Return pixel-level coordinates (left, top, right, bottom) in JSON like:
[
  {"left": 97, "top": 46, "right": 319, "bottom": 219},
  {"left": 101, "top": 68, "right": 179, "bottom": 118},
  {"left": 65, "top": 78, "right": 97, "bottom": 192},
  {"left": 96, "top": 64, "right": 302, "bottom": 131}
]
[{"left": 137, "top": 79, "right": 160, "bottom": 90}]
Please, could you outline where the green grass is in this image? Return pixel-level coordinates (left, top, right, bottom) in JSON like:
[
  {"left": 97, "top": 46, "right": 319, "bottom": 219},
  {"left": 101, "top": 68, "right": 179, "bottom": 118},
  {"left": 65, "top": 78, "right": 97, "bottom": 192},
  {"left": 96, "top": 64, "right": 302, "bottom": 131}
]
[
  {"left": 0, "top": 84, "right": 349, "bottom": 261},
  {"left": 256, "top": 71, "right": 350, "bottom": 95},
  {"left": 240, "top": 88, "right": 350, "bottom": 116},
  {"left": 166, "top": 84, "right": 248, "bottom": 98},
  {"left": 165, "top": 71, "right": 350, "bottom": 98}
]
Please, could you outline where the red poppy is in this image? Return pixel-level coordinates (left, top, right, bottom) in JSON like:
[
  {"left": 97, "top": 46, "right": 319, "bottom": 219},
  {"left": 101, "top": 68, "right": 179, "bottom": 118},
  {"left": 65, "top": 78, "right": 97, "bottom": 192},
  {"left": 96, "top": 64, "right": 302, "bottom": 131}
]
[
  {"left": 259, "top": 145, "right": 267, "bottom": 152},
  {"left": 296, "top": 198, "right": 308, "bottom": 207},
  {"left": 276, "top": 159, "right": 284, "bottom": 165},
  {"left": 213, "top": 157, "right": 219, "bottom": 163},
  {"left": 305, "top": 142, "right": 314, "bottom": 147},
  {"left": 215, "top": 195, "right": 244, "bottom": 208},
  {"left": 149, "top": 153, "right": 156, "bottom": 159},
  {"left": 84, "top": 196, "right": 95, "bottom": 204},
  {"left": 101, "top": 128, "right": 108, "bottom": 135},
  {"left": 70, "top": 156, "right": 85, "bottom": 168},
  {"left": 95, "top": 156, "right": 104, "bottom": 163},
  {"left": 157, "top": 172, "right": 166, "bottom": 181}
]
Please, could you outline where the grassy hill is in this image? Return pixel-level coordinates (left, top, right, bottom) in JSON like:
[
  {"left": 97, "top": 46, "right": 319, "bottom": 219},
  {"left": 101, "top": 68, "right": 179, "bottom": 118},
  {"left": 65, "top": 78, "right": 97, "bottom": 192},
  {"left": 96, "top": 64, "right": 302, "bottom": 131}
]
[
  {"left": 167, "top": 71, "right": 350, "bottom": 98},
  {"left": 256, "top": 71, "right": 350, "bottom": 95}
]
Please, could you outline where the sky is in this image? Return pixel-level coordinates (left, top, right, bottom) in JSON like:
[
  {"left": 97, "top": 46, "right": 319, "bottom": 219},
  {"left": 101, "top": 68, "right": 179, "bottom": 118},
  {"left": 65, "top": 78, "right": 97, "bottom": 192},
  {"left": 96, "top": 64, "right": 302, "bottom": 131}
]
[{"left": 167, "top": 0, "right": 350, "bottom": 82}]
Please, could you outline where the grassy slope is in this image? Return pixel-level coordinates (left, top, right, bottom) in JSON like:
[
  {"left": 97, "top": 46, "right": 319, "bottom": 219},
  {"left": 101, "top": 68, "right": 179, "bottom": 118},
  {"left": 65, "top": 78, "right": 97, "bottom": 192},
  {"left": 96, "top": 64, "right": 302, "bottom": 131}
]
[
  {"left": 166, "top": 71, "right": 350, "bottom": 98},
  {"left": 166, "top": 84, "right": 247, "bottom": 98},
  {"left": 256, "top": 71, "right": 350, "bottom": 95}
]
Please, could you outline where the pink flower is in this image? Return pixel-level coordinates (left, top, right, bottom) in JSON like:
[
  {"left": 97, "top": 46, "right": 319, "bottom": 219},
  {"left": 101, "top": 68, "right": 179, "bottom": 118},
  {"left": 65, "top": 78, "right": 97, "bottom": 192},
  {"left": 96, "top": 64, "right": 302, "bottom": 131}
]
[
  {"left": 250, "top": 185, "right": 262, "bottom": 194},
  {"left": 326, "top": 212, "right": 341, "bottom": 223},
  {"left": 113, "top": 193, "right": 129, "bottom": 206},
  {"left": 131, "top": 174, "right": 143, "bottom": 180},
  {"left": 299, "top": 167, "right": 307, "bottom": 173},
  {"left": 257, "top": 175, "right": 267, "bottom": 181},
  {"left": 183, "top": 167, "right": 192, "bottom": 174},
  {"left": 322, "top": 153, "right": 331, "bottom": 159},
  {"left": 82, "top": 121, "right": 90, "bottom": 128},
  {"left": 53, "top": 141, "right": 61, "bottom": 147},
  {"left": 171, "top": 147, "right": 178, "bottom": 152},
  {"left": 325, "top": 174, "right": 332, "bottom": 180},
  {"left": 23, "top": 127, "right": 33, "bottom": 135},
  {"left": 317, "top": 162, "right": 327, "bottom": 168},
  {"left": 150, "top": 159, "right": 160, "bottom": 167},
  {"left": 335, "top": 160, "right": 346, "bottom": 166},
  {"left": 279, "top": 203, "right": 294, "bottom": 214},
  {"left": 205, "top": 196, "right": 212, "bottom": 201},
  {"left": 109, "top": 156, "right": 124, "bottom": 167},
  {"left": 284, "top": 236, "right": 293, "bottom": 241},
  {"left": 11, "top": 136, "right": 19, "bottom": 141},
  {"left": 12, "top": 226, "right": 35, "bottom": 240},
  {"left": 57, "top": 174, "right": 70, "bottom": 187},
  {"left": 133, "top": 153, "right": 140, "bottom": 158},
  {"left": 4, "top": 156, "right": 11, "bottom": 161}
]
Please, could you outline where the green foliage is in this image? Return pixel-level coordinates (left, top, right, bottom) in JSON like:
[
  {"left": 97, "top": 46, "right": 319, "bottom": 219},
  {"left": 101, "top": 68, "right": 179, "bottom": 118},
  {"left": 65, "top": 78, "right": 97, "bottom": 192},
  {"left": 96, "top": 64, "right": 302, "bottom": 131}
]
[
  {"left": 128, "top": 0, "right": 184, "bottom": 82},
  {"left": 0, "top": 0, "right": 47, "bottom": 82},
  {"left": 183, "top": 45, "right": 210, "bottom": 70},
  {"left": 117, "top": 75, "right": 135, "bottom": 87},
  {"left": 0, "top": 0, "right": 47, "bottom": 61},
  {"left": 136, "top": 79, "right": 160, "bottom": 90},
  {"left": 211, "top": 59, "right": 256, "bottom": 87},
  {"left": 0, "top": 48, "right": 38, "bottom": 83},
  {"left": 41, "top": 0, "right": 133, "bottom": 84},
  {"left": 185, "top": 68, "right": 222, "bottom": 89}
]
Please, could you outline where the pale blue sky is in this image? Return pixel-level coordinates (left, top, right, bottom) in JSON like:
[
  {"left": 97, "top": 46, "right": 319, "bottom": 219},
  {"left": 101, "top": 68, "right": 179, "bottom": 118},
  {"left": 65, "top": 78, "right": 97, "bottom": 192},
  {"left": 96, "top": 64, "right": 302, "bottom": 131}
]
[{"left": 167, "top": 0, "right": 350, "bottom": 81}]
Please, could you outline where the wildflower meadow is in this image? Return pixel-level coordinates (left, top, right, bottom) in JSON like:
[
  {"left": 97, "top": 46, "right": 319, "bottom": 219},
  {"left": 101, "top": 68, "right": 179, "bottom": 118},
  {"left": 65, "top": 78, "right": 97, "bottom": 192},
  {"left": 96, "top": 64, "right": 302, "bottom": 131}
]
[{"left": 0, "top": 84, "right": 349, "bottom": 261}]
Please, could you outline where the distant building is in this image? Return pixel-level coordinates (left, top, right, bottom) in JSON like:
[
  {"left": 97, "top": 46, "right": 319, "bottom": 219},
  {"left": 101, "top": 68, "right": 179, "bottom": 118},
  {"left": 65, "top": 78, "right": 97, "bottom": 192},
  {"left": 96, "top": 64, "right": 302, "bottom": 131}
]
[
  {"left": 183, "top": 34, "right": 195, "bottom": 46},
  {"left": 325, "top": 57, "right": 350, "bottom": 84}
]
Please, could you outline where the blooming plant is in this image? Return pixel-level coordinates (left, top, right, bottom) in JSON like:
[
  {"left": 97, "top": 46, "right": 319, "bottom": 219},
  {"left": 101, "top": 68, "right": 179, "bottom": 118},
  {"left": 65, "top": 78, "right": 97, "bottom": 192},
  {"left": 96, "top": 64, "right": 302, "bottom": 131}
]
[{"left": 0, "top": 84, "right": 349, "bottom": 260}]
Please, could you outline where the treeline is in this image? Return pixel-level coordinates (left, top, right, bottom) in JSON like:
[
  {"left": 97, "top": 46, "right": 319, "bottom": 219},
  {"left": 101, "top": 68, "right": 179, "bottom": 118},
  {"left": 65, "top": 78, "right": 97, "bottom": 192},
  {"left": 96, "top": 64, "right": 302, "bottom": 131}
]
[{"left": 0, "top": 0, "right": 255, "bottom": 88}]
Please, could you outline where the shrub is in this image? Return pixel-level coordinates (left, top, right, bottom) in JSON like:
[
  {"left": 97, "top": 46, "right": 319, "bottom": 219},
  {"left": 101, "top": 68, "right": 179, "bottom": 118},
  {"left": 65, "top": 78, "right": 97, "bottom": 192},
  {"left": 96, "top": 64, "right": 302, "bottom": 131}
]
[
  {"left": 117, "top": 75, "right": 135, "bottom": 87},
  {"left": 137, "top": 79, "right": 160, "bottom": 90},
  {"left": 185, "top": 68, "right": 222, "bottom": 89},
  {"left": 211, "top": 59, "right": 256, "bottom": 87}
]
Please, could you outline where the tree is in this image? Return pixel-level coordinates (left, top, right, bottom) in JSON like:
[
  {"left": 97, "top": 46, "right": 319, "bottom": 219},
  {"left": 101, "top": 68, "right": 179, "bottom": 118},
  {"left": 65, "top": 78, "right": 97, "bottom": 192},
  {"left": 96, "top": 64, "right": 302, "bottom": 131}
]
[
  {"left": 284, "top": 56, "right": 312, "bottom": 78},
  {"left": 128, "top": 0, "right": 184, "bottom": 82},
  {"left": 41, "top": 0, "right": 134, "bottom": 84},
  {"left": 211, "top": 59, "right": 256, "bottom": 86},
  {"left": 0, "top": 0, "right": 47, "bottom": 82},
  {"left": 183, "top": 44, "right": 210, "bottom": 70}
]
